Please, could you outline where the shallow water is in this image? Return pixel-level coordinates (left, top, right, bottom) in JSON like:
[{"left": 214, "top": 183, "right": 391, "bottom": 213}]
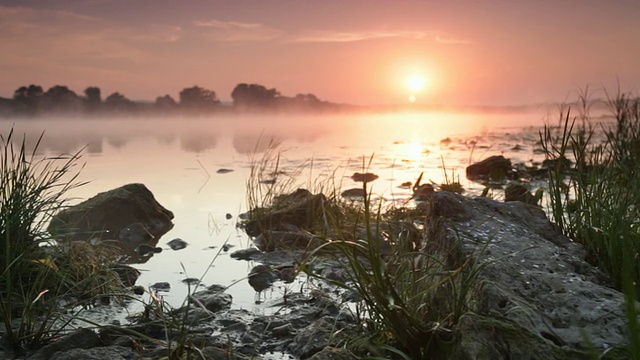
[{"left": 1, "top": 109, "right": 578, "bottom": 317}]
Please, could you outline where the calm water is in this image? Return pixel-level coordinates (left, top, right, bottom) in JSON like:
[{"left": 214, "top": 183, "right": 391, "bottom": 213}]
[{"left": 1, "top": 110, "right": 557, "bottom": 318}]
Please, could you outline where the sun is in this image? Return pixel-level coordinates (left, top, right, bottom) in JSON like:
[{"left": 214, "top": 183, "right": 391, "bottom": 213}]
[{"left": 405, "top": 74, "right": 427, "bottom": 93}]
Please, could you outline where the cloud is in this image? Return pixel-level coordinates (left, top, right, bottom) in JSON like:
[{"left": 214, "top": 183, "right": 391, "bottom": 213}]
[
  {"left": 435, "top": 34, "right": 470, "bottom": 45},
  {"left": 292, "top": 30, "right": 428, "bottom": 43},
  {"left": 194, "top": 19, "right": 262, "bottom": 30},
  {"left": 289, "top": 29, "right": 469, "bottom": 45},
  {"left": 0, "top": 5, "right": 181, "bottom": 70},
  {"left": 193, "top": 19, "right": 283, "bottom": 41}
]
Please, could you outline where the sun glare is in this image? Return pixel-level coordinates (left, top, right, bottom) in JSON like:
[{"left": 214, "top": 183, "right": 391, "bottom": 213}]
[{"left": 405, "top": 75, "right": 427, "bottom": 93}]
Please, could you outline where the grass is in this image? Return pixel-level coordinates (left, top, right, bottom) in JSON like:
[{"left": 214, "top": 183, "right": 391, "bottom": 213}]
[
  {"left": 540, "top": 89, "right": 640, "bottom": 357},
  {"left": 0, "top": 127, "right": 125, "bottom": 352}
]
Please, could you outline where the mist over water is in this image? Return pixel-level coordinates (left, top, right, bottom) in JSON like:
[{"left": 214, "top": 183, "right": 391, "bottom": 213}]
[{"left": 0, "top": 109, "right": 555, "bottom": 313}]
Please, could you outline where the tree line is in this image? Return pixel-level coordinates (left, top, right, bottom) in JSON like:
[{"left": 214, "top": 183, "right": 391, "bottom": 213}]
[{"left": 0, "top": 83, "right": 348, "bottom": 117}]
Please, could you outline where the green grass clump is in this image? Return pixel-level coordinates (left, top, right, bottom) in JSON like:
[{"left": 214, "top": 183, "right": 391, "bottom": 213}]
[
  {"left": 0, "top": 128, "right": 124, "bottom": 351},
  {"left": 316, "top": 188, "right": 482, "bottom": 359},
  {"left": 541, "top": 90, "right": 640, "bottom": 356}
]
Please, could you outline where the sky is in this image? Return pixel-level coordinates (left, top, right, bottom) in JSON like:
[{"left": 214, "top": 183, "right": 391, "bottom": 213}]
[{"left": 1, "top": 0, "right": 639, "bottom": 107}]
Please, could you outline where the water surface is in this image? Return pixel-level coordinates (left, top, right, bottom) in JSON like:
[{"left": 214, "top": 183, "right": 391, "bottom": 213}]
[{"left": 1, "top": 110, "right": 557, "bottom": 316}]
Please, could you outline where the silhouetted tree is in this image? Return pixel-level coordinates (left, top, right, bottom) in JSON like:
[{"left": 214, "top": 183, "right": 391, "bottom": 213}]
[
  {"left": 231, "top": 83, "right": 280, "bottom": 110},
  {"left": 83, "top": 86, "right": 102, "bottom": 112},
  {"left": 104, "top": 92, "right": 135, "bottom": 112},
  {"left": 294, "top": 93, "right": 320, "bottom": 104},
  {"left": 155, "top": 94, "right": 178, "bottom": 109},
  {"left": 42, "top": 85, "right": 81, "bottom": 112},
  {"left": 179, "top": 86, "right": 220, "bottom": 109},
  {"left": 13, "top": 84, "right": 44, "bottom": 114}
]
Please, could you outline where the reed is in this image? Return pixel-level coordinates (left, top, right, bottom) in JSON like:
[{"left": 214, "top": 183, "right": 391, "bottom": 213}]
[
  {"left": 541, "top": 90, "right": 640, "bottom": 356},
  {"left": 0, "top": 127, "right": 124, "bottom": 351}
]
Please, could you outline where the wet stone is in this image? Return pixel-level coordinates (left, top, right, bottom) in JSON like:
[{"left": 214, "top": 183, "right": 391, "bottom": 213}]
[
  {"left": 134, "top": 244, "right": 162, "bottom": 256},
  {"left": 150, "top": 282, "right": 170, "bottom": 292},
  {"left": 167, "top": 238, "right": 188, "bottom": 250},
  {"left": 230, "top": 247, "right": 262, "bottom": 260},
  {"left": 190, "top": 285, "right": 233, "bottom": 313},
  {"left": 181, "top": 277, "right": 201, "bottom": 286}
]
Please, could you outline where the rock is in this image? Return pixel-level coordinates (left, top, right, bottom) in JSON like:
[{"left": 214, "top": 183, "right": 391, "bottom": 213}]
[
  {"left": 167, "top": 238, "right": 187, "bottom": 250},
  {"left": 340, "top": 188, "right": 366, "bottom": 198},
  {"left": 350, "top": 172, "right": 378, "bottom": 182},
  {"left": 242, "top": 189, "right": 330, "bottom": 237},
  {"left": 181, "top": 278, "right": 200, "bottom": 286},
  {"left": 48, "top": 183, "right": 174, "bottom": 247},
  {"left": 466, "top": 155, "right": 514, "bottom": 182},
  {"left": 253, "top": 230, "right": 325, "bottom": 252},
  {"left": 28, "top": 328, "right": 100, "bottom": 360},
  {"left": 288, "top": 318, "right": 346, "bottom": 359},
  {"left": 190, "top": 284, "right": 233, "bottom": 313},
  {"left": 247, "top": 264, "right": 279, "bottom": 292},
  {"left": 412, "top": 183, "right": 435, "bottom": 201},
  {"left": 275, "top": 266, "right": 297, "bottom": 283},
  {"left": 134, "top": 244, "right": 162, "bottom": 256},
  {"left": 230, "top": 247, "right": 262, "bottom": 260},
  {"left": 201, "top": 346, "right": 249, "bottom": 360},
  {"left": 309, "top": 347, "right": 359, "bottom": 360},
  {"left": 425, "top": 191, "right": 634, "bottom": 355},
  {"left": 216, "top": 168, "right": 234, "bottom": 174},
  {"left": 504, "top": 183, "right": 539, "bottom": 205},
  {"left": 221, "top": 243, "right": 234, "bottom": 252},
  {"left": 542, "top": 157, "right": 572, "bottom": 171},
  {"left": 225, "top": 213, "right": 233, "bottom": 220},
  {"left": 48, "top": 345, "right": 136, "bottom": 360},
  {"left": 132, "top": 285, "right": 145, "bottom": 295},
  {"left": 150, "top": 282, "right": 170, "bottom": 292},
  {"left": 453, "top": 313, "right": 586, "bottom": 360}
]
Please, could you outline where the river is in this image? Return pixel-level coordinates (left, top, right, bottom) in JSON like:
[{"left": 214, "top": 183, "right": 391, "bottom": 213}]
[{"left": 1, "top": 109, "right": 560, "bottom": 319}]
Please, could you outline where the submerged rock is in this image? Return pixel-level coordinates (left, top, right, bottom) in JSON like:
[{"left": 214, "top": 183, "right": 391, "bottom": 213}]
[
  {"left": 166, "top": 238, "right": 188, "bottom": 250},
  {"left": 340, "top": 188, "right": 366, "bottom": 198},
  {"left": 350, "top": 172, "right": 378, "bottom": 182},
  {"left": 247, "top": 264, "right": 279, "bottom": 292}
]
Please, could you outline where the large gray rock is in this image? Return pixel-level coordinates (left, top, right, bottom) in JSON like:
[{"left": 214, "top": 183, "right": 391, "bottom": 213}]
[
  {"left": 425, "top": 191, "right": 634, "bottom": 357},
  {"left": 48, "top": 183, "right": 174, "bottom": 248}
]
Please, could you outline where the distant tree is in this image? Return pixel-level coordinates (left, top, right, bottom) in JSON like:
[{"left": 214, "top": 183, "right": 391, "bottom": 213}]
[
  {"left": 13, "top": 84, "right": 44, "bottom": 114},
  {"left": 155, "top": 94, "right": 178, "bottom": 109},
  {"left": 231, "top": 83, "right": 280, "bottom": 110},
  {"left": 179, "top": 86, "right": 220, "bottom": 109},
  {"left": 42, "top": 85, "right": 81, "bottom": 112},
  {"left": 294, "top": 93, "right": 321, "bottom": 104},
  {"left": 104, "top": 92, "right": 135, "bottom": 112},
  {"left": 83, "top": 86, "right": 102, "bottom": 112}
]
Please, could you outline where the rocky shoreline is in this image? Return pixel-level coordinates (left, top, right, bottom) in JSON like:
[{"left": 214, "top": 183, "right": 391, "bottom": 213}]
[{"left": 3, "top": 153, "right": 637, "bottom": 359}]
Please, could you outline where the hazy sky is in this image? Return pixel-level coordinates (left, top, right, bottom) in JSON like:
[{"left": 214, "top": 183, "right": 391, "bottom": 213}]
[{"left": 1, "top": 0, "right": 639, "bottom": 106}]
